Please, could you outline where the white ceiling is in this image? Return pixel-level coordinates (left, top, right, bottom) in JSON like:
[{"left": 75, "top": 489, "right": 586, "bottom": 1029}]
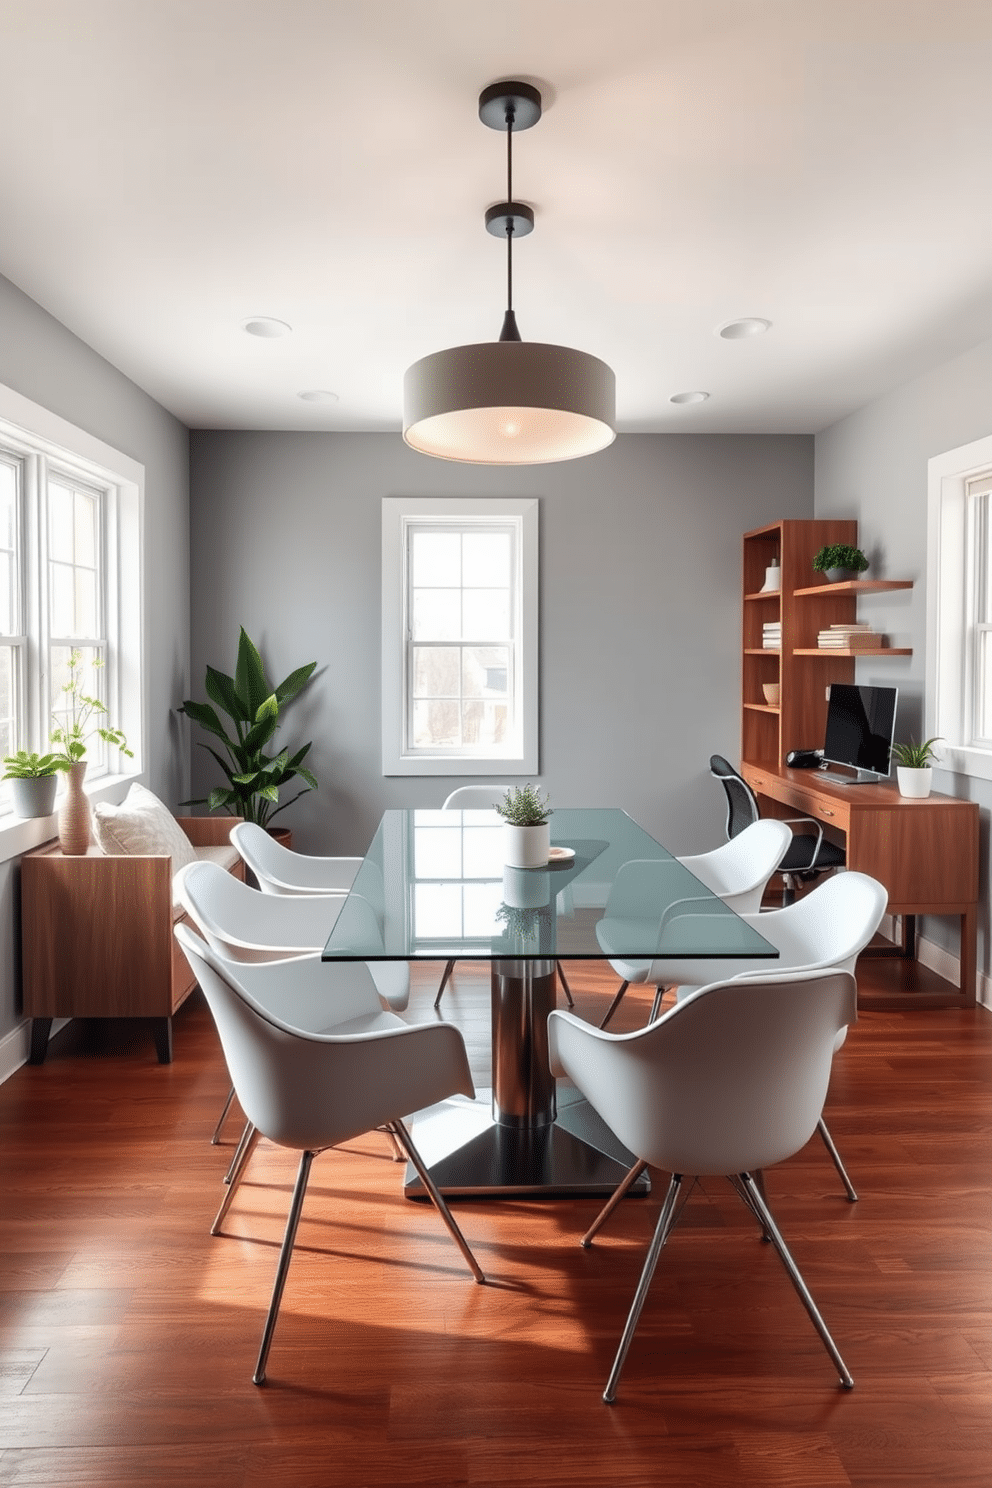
[{"left": 4, "top": 0, "right": 992, "bottom": 436}]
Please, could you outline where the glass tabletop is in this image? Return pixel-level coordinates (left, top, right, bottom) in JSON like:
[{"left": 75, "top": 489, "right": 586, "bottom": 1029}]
[{"left": 322, "top": 807, "right": 777, "bottom": 964}]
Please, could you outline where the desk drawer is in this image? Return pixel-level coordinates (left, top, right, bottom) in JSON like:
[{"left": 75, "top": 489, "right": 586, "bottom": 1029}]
[{"left": 743, "top": 766, "right": 851, "bottom": 832}]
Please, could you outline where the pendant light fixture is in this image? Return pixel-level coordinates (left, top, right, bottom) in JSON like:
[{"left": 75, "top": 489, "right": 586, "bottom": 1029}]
[{"left": 403, "top": 81, "right": 616, "bottom": 465}]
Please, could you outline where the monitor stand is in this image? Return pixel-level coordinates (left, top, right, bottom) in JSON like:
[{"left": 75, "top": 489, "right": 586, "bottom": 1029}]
[{"left": 817, "top": 764, "right": 884, "bottom": 786}]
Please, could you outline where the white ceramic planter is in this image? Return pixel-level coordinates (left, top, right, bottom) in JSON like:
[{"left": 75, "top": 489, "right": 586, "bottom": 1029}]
[
  {"left": 502, "top": 821, "right": 550, "bottom": 869},
  {"left": 896, "top": 766, "right": 932, "bottom": 799}
]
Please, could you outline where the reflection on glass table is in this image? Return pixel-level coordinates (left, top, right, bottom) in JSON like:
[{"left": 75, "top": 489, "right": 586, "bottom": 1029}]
[{"left": 323, "top": 809, "right": 777, "bottom": 1198}]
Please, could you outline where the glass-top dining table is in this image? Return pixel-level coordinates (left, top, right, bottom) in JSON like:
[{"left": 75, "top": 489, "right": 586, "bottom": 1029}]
[{"left": 323, "top": 807, "right": 777, "bottom": 1199}]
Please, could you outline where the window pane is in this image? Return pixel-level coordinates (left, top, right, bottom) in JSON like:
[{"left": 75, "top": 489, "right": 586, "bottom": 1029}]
[
  {"left": 0, "top": 461, "right": 16, "bottom": 552},
  {"left": 74, "top": 491, "right": 97, "bottom": 568},
  {"left": 462, "top": 646, "right": 508, "bottom": 698},
  {"left": 463, "top": 590, "right": 510, "bottom": 641},
  {"left": 74, "top": 568, "right": 97, "bottom": 637},
  {"left": 975, "top": 629, "right": 992, "bottom": 742},
  {"left": 0, "top": 646, "right": 14, "bottom": 756},
  {"left": 412, "top": 588, "right": 460, "bottom": 641},
  {"left": 462, "top": 700, "right": 507, "bottom": 745},
  {"left": 413, "top": 882, "right": 464, "bottom": 940},
  {"left": 412, "top": 698, "right": 459, "bottom": 748},
  {"left": 50, "top": 563, "right": 75, "bottom": 636},
  {"left": 51, "top": 644, "right": 106, "bottom": 769},
  {"left": 413, "top": 825, "right": 463, "bottom": 879},
  {"left": 412, "top": 531, "right": 460, "bottom": 587},
  {"left": 49, "top": 481, "right": 74, "bottom": 562},
  {"left": 0, "top": 554, "right": 13, "bottom": 635},
  {"left": 463, "top": 531, "right": 510, "bottom": 587},
  {"left": 412, "top": 646, "right": 460, "bottom": 698}
]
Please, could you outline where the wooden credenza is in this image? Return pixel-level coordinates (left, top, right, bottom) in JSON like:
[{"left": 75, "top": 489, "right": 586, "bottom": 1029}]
[
  {"left": 742, "top": 762, "right": 979, "bottom": 1004},
  {"left": 21, "top": 816, "right": 244, "bottom": 1064}
]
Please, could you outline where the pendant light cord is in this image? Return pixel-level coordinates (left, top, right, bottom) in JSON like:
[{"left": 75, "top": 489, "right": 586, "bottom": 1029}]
[{"left": 506, "top": 104, "right": 515, "bottom": 317}]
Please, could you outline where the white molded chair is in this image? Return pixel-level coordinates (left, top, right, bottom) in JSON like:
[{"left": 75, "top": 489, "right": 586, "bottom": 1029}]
[
  {"left": 230, "top": 821, "right": 362, "bottom": 895},
  {"left": 435, "top": 784, "right": 574, "bottom": 1009},
  {"left": 174, "top": 925, "right": 485, "bottom": 1386},
  {"left": 597, "top": 870, "right": 888, "bottom": 1201},
  {"left": 548, "top": 969, "right": 858, "bottom": 1402},
  {"left": 598, "top": 819, "right": 793, "bottom": 1029}
]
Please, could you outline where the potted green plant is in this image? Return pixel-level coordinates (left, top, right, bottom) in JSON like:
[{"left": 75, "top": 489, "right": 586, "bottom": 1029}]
[
  {"left": 49, "top": 650, "right": 133, "bottom": 853},
  {"left": 891, "top": 737, "right": 942, "bottom": 798},
  {"left": 495, "top": 783, "right": 552, "bottom": 868},
  {"left": 179, "top": 627, "right": 317, "bottom": 830},
  {"left": 812, "top": 544, "right": 870, "bottom": 583},
  {"left": 1, "top": 750, "right": 67, "bottom": 818}
]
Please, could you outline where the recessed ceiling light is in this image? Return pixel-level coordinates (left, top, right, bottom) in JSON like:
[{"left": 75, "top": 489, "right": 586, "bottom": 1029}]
[
  {"left": 717, "top": 317, "right": 771, "bottom": 340},
  {"left": 242, "top": 317, "right": 292, "bottom": 338},
  {"left": 669, "top": 390, "right": 710, "bottom": 405},
  {"left": 297, "top": 389, "right": 339, "bottom": 403}
]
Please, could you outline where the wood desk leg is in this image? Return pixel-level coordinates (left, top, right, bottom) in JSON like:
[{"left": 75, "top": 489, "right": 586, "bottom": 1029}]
[
  {"left": 29, "top": 1017, "right": 52, "bottom": 1065},
  {"left": 960, "top": 906, "right": 977, "bottom": 1007},
  {"left": 152, "top": 1018, "right": 173, "bottom": 1065}
]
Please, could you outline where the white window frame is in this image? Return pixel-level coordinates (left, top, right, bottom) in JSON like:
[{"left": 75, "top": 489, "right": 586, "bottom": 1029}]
[
  {"left": 0, "top": 381, "right": 144, "bottom": 860},
  {"left": 927, "top": 430, "right": 992, "bottom": 781},
  {"left": 381, "top": 497, "right": 538, "bottom": 777}
]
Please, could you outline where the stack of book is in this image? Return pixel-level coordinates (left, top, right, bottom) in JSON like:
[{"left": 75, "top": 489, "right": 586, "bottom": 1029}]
[
  {"left": 817, "top": 623, "right": 884, "bottom": 650},
  {"left": 762, "top": 622, "right": 782, "bottom": 649}
]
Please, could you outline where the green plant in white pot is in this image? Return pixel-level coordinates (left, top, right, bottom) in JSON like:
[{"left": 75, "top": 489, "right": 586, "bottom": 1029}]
[
  {"left": 495, "top": 783, "right": 552, "bottom": 868},
  {"left": 812, "top": 543, "right": 870, "bottom": 583},
  {"left": 891, "top": 737, "right": 942, "bottom": 798},
  {"left": 1, "top": 750, "right": 67, "bottom": 818}
]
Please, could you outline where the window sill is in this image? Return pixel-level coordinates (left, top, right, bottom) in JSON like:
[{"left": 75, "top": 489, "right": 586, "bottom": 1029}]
[
  {"left": 937, "top": 746, "right": 992, "bottom": 785},
  {"left": 0, "top": 771, "right": 141, "bottom": 866}
]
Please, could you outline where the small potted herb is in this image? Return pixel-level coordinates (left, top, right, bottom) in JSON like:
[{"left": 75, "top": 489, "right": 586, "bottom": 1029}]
[
  {"left": 812, "top": 544, "right": 870, "bottom": 583},
  {"left": 1, "top": 751, "right": 67, "bottom": 818},
  {"left": 891, "top": 737, "right": 942, "bottom": 798},
  {"left": 495, "top": 783, "right": 552, "bottom": 868}
]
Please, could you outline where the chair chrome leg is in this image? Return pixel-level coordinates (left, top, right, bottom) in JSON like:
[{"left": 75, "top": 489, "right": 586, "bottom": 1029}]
[
  {"left": 599, "top": 981, "right": 630, "bottom": 1029},
  {"left": 648, "top": 985, "right": 667, "bottom": 1023},
  {"left": 253, "top": 1150, "right": 314, "bottom": 1386},
  {"left": 390, "top": 1118, "right": 485, "bottom": 1285},
  {"left": 556, "top": 961, "right": 575, "bottom": 1009},
  {"left": 211, "top": 1085, "right": 237, "bottom": 1145},
  {"left": 818, "top": 1117, "right": 858, "bottom": 1201},
  {"left": 433, "top": 959, "right": 456, "bottom": 1009},
  {"left": 603, "top": 1173, "right": 683, "bottom": 1404},
  {"left": 582, "top": 1161, "right": 649, "bottom": 1248},
  {"left": 739, "top": 1172, "right": 854, "bottom": 1389},
  {"left": 224, "top": 1119, "right": 254, "bottom": 1184},
  {"left": 212, "top": 1126, "right": 261, "bottom": 1235}
]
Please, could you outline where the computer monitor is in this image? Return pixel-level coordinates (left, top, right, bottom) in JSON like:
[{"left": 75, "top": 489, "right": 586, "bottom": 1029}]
[{"left": 820, "top": 683, "right": 898, "bottom": 784}]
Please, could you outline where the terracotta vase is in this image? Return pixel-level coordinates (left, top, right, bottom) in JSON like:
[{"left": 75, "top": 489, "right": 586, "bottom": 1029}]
[{"left": 59, "top": 761, "right": 91, "bottom": 856}]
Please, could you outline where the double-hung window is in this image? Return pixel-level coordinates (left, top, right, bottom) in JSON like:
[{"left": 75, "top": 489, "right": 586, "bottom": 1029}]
[
  {"left": 382, "top": 498, "right": 538, "bottom": 776},
  {"left": 928, "top": 431, "right": 992, "bottom": 780},
  {"left": 0, "top": 380, "right": 143, "bottom": 828}
]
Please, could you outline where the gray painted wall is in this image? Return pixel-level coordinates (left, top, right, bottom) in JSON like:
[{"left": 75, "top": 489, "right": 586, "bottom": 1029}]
[
  {"left": 815, "top": 333, "right": 992, "bottom": 980},
  {"left": 188, "top": 430, "right": 813, "bottom": 859},
  {"left": 0, "top": 274, "right": 191, "bottom": 1045}
]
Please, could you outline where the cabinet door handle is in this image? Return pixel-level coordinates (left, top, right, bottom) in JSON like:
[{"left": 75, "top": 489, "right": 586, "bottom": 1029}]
[{"left": 820, "top": 809, "right": 835, "bottom": 818}]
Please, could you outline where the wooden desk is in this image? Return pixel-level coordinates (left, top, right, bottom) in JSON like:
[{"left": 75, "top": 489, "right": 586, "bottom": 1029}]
[{"left": 741, "top": 761, "right": 979, "bottom": 1006}]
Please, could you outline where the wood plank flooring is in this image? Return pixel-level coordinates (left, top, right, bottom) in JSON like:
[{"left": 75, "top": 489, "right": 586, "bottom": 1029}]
[{"left": 2, "top": 955, "right": 991, "bottom": 1487}]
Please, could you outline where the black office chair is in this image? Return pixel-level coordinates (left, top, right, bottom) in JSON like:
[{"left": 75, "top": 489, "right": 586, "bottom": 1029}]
[{"left": 709, "top": 754, "right": 845, "bottom": 906}]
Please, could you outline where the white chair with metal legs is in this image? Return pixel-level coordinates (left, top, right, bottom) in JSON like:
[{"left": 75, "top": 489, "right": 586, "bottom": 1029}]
[
  {"left": 435, "top": 784, "right": 574, "bottom": 1009},
  {"left": 174, "top": 925, "right": 485, "bottom": 1386},
  {"left": 548, "top": 969, "right": 858, "bottom": 1403},
  {"left": 598, "top": 818, "right": 792, "bottom": 1029},
  {"left": 596, "top": 869, "right": 888, "bottom": 1202},
  {"left": 230, "top": 820, "right": 362, "bottom": 895}
]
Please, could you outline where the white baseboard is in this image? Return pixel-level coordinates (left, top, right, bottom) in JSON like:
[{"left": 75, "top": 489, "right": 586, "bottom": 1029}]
[
  {"left": 881, "top": 914, "right": 991, "bottom": 1010},
  {"left": 0, "top": 1016, "right": 71, "bottom": 1084}
]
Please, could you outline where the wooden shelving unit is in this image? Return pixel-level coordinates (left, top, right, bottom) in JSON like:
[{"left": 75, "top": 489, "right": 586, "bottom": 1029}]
[{"left": 741, "top": 520, "right": 914, "bottom": 767}]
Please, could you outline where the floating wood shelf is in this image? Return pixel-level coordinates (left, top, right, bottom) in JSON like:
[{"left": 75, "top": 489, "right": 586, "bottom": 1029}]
[
  {"left": 744, "top": 590, "right": 781, "bottom": 601},
  {"left": 743, "top": 702, "right": 780, "bottom": 714},
  {"left": 744, "top": 647, "right": 780, "bottom": 656},
  {"left": 793, "top": 579, "right": 913, "bottom": 596},
  {"left": 795, "top": 647, "right": 913, "bottom": 657}
]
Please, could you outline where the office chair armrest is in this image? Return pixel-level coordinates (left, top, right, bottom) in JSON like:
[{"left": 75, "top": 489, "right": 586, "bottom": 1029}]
[{"left": 782, "top": 815, "right": 825, "bottom": 867}]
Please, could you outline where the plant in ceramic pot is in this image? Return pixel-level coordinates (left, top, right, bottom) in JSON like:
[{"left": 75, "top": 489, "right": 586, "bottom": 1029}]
[
  {"left": 179, "top": 627, "right": 317, "bottom": 830},
  {"left": 495, "top": 783, "right": 552, "bottom": 868},
  {"left": 1, "top": 750, "right": 67, "bottom": 818},
  {"left": 891, "top": 737, "right": 942, "bottom": 799},
  {"left": 49, "top": 650, "right": 133, "bottom": 854},
  {"left": 812, "top": 544, "right": 870, "bottom": 583}
]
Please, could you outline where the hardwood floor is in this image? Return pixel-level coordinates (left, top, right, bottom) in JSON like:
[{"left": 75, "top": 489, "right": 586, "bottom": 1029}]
[{"left": 2, "top": 955, "right": 991, "bottom": 1487}]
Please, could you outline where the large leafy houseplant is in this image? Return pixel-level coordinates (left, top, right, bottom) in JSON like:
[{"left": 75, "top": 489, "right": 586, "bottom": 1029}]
[{"left": 180, "top": 628, "right": 317, "bottom": 827}]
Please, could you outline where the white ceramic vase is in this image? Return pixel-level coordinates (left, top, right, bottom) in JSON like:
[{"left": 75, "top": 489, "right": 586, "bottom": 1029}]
[
  {"left": 502, "top": 821, "right": 550, "bottom": 869},
  {"left": 896, "top": 766, "right": 932, "bottom": 799}
]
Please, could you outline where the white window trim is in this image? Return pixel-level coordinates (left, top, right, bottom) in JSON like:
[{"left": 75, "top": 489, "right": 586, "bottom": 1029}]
[
  {"left": 382, "top": 497, "right": 538, "bottom": 777},
  {"left": 927, "top": 430, "right": 992, "bottom": 781},
  {"left": 0, "top": 381, "right": 144, "bottom": 862}
]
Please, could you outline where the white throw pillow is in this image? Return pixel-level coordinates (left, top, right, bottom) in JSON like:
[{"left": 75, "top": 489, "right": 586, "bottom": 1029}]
[{"left": 93, "top": 782, "right": 198, "bottom": 872}]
